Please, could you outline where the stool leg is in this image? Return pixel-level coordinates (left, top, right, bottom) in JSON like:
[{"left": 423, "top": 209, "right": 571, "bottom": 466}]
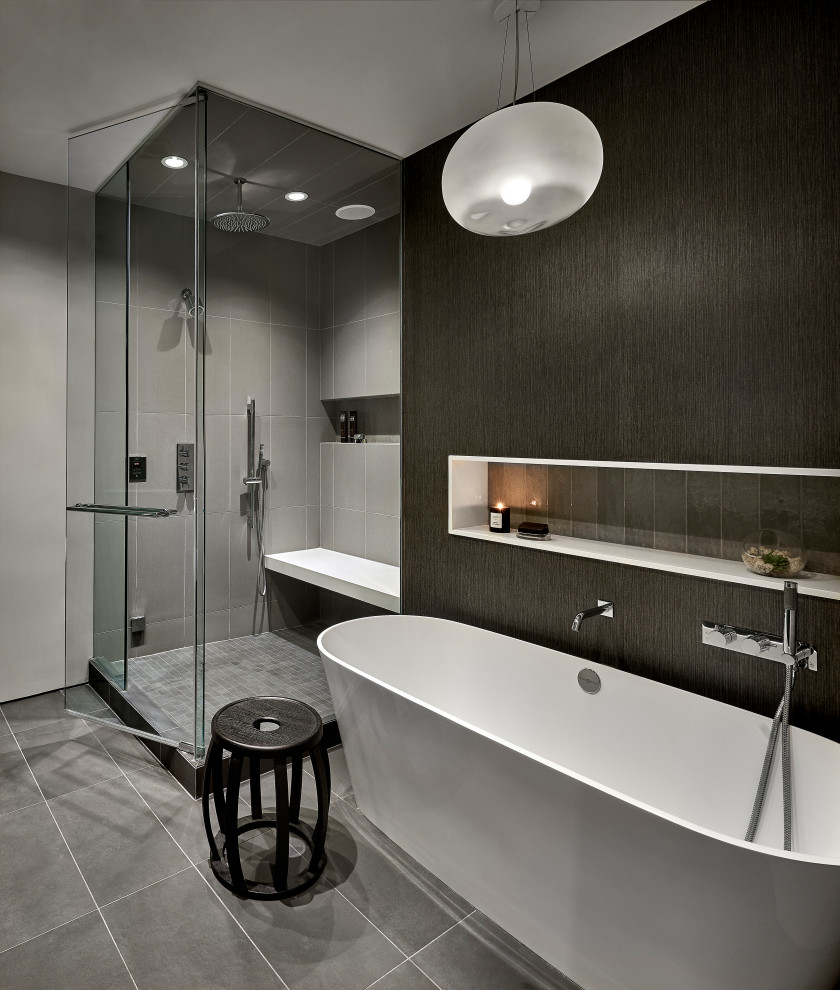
[
  {"left": 201, "top": 740, "right": 221, "bottom": 861},
  {"left": 224, "top": 753, "right": 246, "bottom": 895},
  {"left": 211, "top": 743, "right": 226, "bottom": 847},
  {"left": 249, "top": 755, "right": 263, "bottom": 820},
  {"left": 310, "top": 743, "right": 331, "bottom": 871},
  {"left": 289, "top": 754, "right": 302, "bottom": 824},
  {"left": 273, "top": 755, "right": 289, "bottom": 893}
]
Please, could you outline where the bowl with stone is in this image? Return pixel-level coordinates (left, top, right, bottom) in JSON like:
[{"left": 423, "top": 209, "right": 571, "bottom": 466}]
[{"left": 742, "top": 530, "right": 806, "bottom": 577}]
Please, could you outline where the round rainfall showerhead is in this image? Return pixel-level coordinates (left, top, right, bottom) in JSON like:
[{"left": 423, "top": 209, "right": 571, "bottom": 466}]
[{"left": 213, "top": 178, "right": 269, "bottom": 233}]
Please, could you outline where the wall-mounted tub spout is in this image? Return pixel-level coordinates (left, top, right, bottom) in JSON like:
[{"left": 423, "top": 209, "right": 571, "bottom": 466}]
[{"left": 571, "top": 600, "right": 614, "bottom": 631}]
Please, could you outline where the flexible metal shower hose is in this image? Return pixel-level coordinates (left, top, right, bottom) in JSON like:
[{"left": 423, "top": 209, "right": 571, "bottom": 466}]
[
  {"left": 744, "top": 665, "right": 795, "bottom": 850},
  {"left": 255, "top": 465, "right": 269, "bottom": 598}
]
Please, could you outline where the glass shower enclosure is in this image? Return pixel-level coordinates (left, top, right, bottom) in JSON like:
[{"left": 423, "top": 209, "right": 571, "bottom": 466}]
[{"left": 65, "top": 86, "right": 402, "bottom": 771}]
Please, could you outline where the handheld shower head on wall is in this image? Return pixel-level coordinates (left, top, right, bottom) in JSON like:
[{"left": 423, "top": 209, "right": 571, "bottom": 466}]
[
  {"left": 212, "top": 177, "right": 269, "bottom": 233},
  {"left": 180, "top": 288, "right": 204, "bottom": 317}
]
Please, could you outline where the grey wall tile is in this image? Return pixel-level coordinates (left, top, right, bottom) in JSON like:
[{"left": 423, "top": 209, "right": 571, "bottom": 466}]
[
  {"left": 204, "top": 511, "right": 230, "bottom": 614},
  {"left": 135, "top": 207, "right": 192, "bottom": 311},
  {"left": 307, "top": 415, "right": 334, "bottom": 506},
  {"left": 802, "top": 477, "right": 840, "bottom": 575},
  {"left": 306, "top": 244, "right": 321, "bottom": 329},
  {"left": 320, "top": 327, "right": 334, "bottom": 400},
  {"left": 487, "top": 463, "right": 504, "bottom": 509},
  {"left": 333, "top": 229, "right": 365, "bottom": 326},
  {"left": 205, "top": 224, "right": 230, "bottom": 318},
  {"left": 333, "top": 321, "right": 366, "bottom": 398},
  {"left": 625, "top": 468, "right": 654, "bottom": 547},
  {"left": 366, "top": 444, "right": 400, "bottom": 517},
  {"left": 229, "top": 512, "right": 259, "bottom": 609},
  {"left": 229, "top": 602, "right": 267, "bottom": 638},
  {"left": 204, "top": 415, "right": 230, "bottom": 513},
  {"left": 204, "top": 315, "right": 231, "bottom": 415},
  {"left": 136, "top": 307, "right": 187, "bottom": 413},
  {"left": 266, "top": 575, "right": 319, "bottom": 632},
  {"left": 721, "top": 473, "right": 759, "bottom": 559},
  {"left": 687, "top": 472, "right": 722, "bottom": 557},
  {"left": 268, "top": 416, "right": 307, "bottom": 508},
  {"left": 334, "top": 443, "right": 366, "bottom": 511},
  {"left": 334, "top": 507, "right": 366, "bottom": 557},
  {"left": 366, "top": 513, "right": 399, "bottom": 566},
  {"left": 306, "top": 329, "right": 323, "bottom": 416},
  {"left": 524, "top": 464, "right": 548, "bottom": 522},
  {"left": 204, "top": 607, "right": 230, "bottom": 645},
  {"left": 136, "top": 413, "right": 187, "bottom": 507},
  {"left": 307, "top": 505, "right": 321, "bottom": 549},
  {"left": 270, "top": 236, "right": 307, "bottom": 327},
  {"left": 759, "top": 473, "right": 802, "bottom": 540},
  {"left": 230, "top": 319, "right": 269, "bottom": 416},
  {"left": 269, "top": 324, "right": 306, "bottom": 416},
  {"left": 93, "top": 519, "right": 125, "bottom": 634},
  {"left": 266, "top": 505, "right": 307, "bottom": 554},
  {"left": 320, "top": 443, "right": 335, "bottom": 507},
  {"left": 320, "top": 242, "right": 334, "bottom": 329},
  {"left": 365, "top": 215, "right": 400, "bottom": 319},
  {"left": 229, "top": 232, "right": 270, "bottom": 323},
  {"left": 95, "top": 302, "right": 127, "bottom": 413},
  {"left": 95, "top": 195, "right": 130, "bottom": 305},
  {"left": 547, "top": 465, "right": 572, "bottom": 536},
  {"left": 131, "top": 514, "right": 186, "bottom": 623},
  {"left": 571, "top": 466, "right": 597, "bottom": 540},
  {"left": 365, "top": 312, "right": 400, "bottom": 396},
  {"left": 654, "top": 470, "right": 687, "bottom": 552},
  {"left": 321, "top": 505, "right": 334, "bottom": 550},
  {"left": 597, "top": 467, "right": 624, "bottom": 544},
  {"left": 127, "top": 616, "right": 185, "bottom": 658}
]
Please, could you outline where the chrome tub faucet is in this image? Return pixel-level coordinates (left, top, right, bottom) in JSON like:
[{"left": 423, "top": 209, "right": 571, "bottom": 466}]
[{"left": 572, "top": 600, "right": 614, "bottom": 631}]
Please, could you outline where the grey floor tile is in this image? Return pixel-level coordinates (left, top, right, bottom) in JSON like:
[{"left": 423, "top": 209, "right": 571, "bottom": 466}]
[
  {"left": 0, "top": 733, "right": 43, "bottom": 816},
  {"left": 103, "top": 869, "right": 282, "bottom": 989},
  {"left": 0, "top": 909, "right": 134, "bottom": 990},
  {"left": 0, "top": 711, "right": 10, "bottom": 737},
  {"left": 126, "top": 765, "right": 211, "bottom": 865},
  {"left": 197, "top": 860, "right": 404, "bottom": 990},
  {"left": 49, "top": 776, "right": 191, "bottom": 906},
  {"left": 325, "top": 746, "right": 355, "bottom": 803},
  {"left": 92, "top": 724, "right": 164, "bottom": 774},
  {"left": 326, "top": 800, "right": 473, "bottom": 955},
  {"left": 0, "top": 803, "right": 94, "bottom": 952},
  {"left": 412, "top": 912, "right": 579, "bottom": 990},
  {"left": 15, "top": 717, "right": 121, "bottom": 800},
  {"left": 1, "top": 690, "right": 69, "bottom": 734},
  {"left": 368, "top": 961, "right": 442, "bottom": 990}
]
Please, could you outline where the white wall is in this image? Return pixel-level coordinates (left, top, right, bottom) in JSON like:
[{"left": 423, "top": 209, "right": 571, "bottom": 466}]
[{"left": 0, "top": 171, "right": 68, "bottom": 701}]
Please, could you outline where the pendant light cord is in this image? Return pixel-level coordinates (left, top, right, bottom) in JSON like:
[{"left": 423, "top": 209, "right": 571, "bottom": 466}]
[
  {"left": 496, "top": 14, "right": 510, "bottom": 110},
  {"left": 513, "top": 2, "right": 520, "bottom": 104},
  {"left": 495, "top": 2, "right": 536, "bottom": 112},
  {"left": 525, "top": 10, "right": 535, "bottom": 100}
]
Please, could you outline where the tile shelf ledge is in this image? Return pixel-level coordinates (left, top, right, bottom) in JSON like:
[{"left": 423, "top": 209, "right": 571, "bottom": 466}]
[
  {"left": 449, "top": 525, "right": 840, "bottom": 601},
  {"left": 265, "top": 548, "right": 400, "bottom": 612},
  {"left": 451, "top": 455, "right": 840, "bottom": 477}
]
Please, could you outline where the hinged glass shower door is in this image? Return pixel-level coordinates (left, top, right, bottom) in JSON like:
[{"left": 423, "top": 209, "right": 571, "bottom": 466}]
[{"left": 65, "top": 91, "right": 208, "bottom": 757}]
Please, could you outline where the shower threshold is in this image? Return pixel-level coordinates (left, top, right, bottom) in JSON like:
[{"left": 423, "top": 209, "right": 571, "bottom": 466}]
[{"left": 88, "top": 622, "right": 339, "bottom": 796}]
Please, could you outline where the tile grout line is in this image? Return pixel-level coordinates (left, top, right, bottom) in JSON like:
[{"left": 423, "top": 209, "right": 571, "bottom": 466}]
[
  {"left": 96, "top": 865, "right": 195, "bottom": 911},
  {"left": 7, "top": 725, "right": 141, "bottom": 990},
  {"left": 111, "top": 751, "right": 291, "bottom": 989},
  {"left": 406, "top": 909, "right": 477, "bottom": 963},
  {"left": 326, "top": 878, "right": 410, "bottom": 963},
  {"left": 0, "top": 908, "right": 101, "bottom": 960}
]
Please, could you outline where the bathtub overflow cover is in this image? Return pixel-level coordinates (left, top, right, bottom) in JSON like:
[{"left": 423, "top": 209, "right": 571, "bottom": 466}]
[{"left": 578, "top": 668, "right": 601, "bottom": 695}]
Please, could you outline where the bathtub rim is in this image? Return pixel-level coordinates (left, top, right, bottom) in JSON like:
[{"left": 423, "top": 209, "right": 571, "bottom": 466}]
[{"left": 318, "top": 614, "right": 840, "bottom": 868}]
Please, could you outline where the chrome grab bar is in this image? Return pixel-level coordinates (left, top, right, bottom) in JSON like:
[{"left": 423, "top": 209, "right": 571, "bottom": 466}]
[{"left": 67, "top": 503, "right": 177, "bottom": 518}]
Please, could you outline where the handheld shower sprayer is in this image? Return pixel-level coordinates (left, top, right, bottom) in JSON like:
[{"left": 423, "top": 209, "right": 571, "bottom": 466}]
[{"left": 180, "top": 287, "right": 204, "bottom": 318}]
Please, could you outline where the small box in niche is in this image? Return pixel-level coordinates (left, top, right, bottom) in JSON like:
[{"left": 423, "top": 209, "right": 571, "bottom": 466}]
[
  {"left": 517, "top": 521, "right": 550, "bottom": 541},
  {"left": 489, "top": 504, "right": 510, "bottom": 533}
]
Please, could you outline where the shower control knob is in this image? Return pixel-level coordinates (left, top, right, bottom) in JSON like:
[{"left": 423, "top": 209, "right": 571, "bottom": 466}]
[
  {"left": 741, "top": 636, "right": 772, "bottom": 656},
  {"left": 707, "top": 625, "right": 737, "bottom": 647}
]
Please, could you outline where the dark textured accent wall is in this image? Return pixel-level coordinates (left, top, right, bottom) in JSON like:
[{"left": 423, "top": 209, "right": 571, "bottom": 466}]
[{"left": 401, "top": 2, "right": 840, "bottom": 740}]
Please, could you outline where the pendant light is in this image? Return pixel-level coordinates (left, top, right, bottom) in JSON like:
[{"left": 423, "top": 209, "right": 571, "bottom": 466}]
[{"left": 442, "top": 1, "right": 602, "bottom": 236}]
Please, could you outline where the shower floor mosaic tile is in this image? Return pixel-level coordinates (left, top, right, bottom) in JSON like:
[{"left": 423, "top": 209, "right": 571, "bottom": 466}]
[{"left": 128, "top": 624, "right": 334, "bottom": 738}]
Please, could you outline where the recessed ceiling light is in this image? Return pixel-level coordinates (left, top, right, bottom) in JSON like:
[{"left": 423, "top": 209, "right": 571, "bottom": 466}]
[
  {"left": 161, "top": 155, "right": 188, "bottom": 169},
  {"left": 336, "top": 204, "right": 375, "bottom": 221},
  {"left": 285, "top": 191, "right": 308, "bottom": 202}
]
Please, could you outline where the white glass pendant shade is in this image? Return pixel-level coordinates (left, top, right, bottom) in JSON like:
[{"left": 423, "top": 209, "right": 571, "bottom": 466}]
[{"left": 441, "top": 101, "right": 603, "bottom": 236}]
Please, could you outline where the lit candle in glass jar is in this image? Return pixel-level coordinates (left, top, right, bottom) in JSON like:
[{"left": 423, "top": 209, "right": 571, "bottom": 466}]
[{"left": 489, "top": 502, "right": 511, "bottom": 533}]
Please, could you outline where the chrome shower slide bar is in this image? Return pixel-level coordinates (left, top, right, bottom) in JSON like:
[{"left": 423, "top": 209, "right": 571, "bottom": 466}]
[{"left": 67, "top": 503, "right": 177, "bottom": 518}]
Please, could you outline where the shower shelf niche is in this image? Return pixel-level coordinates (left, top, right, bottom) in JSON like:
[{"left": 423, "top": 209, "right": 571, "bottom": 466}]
[{"left": 449, "top": 456, "right": 840, "bottom": 601}]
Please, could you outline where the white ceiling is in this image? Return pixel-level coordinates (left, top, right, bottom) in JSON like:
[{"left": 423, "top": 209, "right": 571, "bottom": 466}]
[{"left": 0, "top": 0, "right": 702, "bottom": 187}]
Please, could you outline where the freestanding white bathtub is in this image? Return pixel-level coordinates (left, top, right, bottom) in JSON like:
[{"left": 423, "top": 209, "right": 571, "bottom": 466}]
[{"left": 318, "top": 614, "right": 840, "bottom": 990}]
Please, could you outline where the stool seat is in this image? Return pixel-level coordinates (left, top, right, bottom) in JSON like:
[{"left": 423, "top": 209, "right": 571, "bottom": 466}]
[
  {"left": 202, "top": 696, "right": 330, "bottom": 900},
  {"left": 212, "top": 697, "right": 323, "bottom": 755}
]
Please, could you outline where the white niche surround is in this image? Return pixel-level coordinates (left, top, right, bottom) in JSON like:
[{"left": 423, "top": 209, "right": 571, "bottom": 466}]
[{"left": 448, "top": 456, "right": 840, "bottom": 601}]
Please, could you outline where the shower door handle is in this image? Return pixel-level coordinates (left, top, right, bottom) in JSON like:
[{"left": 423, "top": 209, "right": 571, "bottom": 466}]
[{"left": 67, "top": 503, "right": 178, "bottom": 518}]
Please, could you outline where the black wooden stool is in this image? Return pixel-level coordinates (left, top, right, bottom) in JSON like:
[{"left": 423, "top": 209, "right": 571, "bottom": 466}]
[{"left": 201, "top": 697, "right": 330, "bottom": 899}]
